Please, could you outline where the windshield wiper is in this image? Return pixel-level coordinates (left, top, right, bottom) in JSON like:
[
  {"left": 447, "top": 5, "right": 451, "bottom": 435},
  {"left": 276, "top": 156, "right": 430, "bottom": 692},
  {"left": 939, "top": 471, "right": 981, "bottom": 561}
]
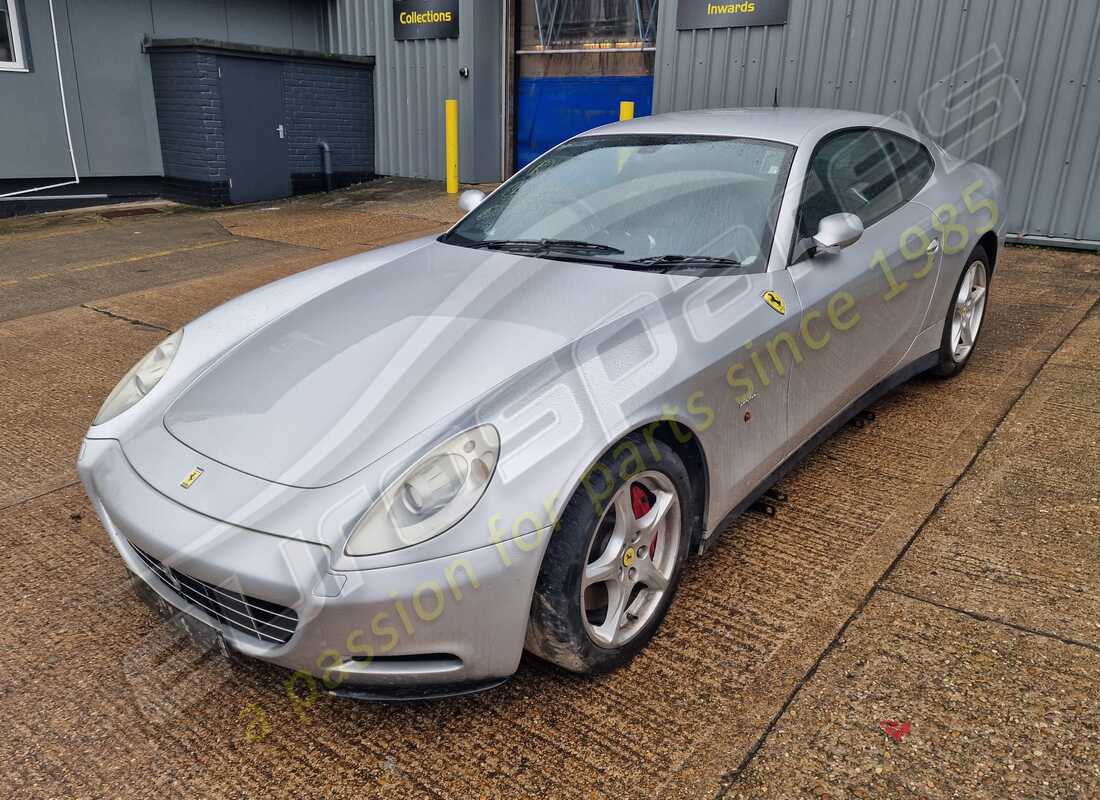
[
  {"left": 470, "top": 238, "right": 625, "bottom": 256},
  {"left": 455, "top": 237, "right": 712, "bottom": 272},
  {"left": 631, "top": 254, "right": 742, "bottom": 269}
]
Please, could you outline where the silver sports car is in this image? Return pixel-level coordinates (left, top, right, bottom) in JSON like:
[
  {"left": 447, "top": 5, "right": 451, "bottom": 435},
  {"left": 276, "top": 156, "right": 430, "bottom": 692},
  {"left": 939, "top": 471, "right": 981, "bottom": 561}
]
[{"left": 79, "top": 108, "right": 1004, "bottom": 698}]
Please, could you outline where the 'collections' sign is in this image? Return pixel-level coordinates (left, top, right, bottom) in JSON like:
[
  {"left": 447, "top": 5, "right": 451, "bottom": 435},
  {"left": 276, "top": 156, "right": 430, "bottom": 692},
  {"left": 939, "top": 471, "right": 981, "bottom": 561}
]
[
  {"left": 676, "top": 0, "right": 789, "bottom": 30},
  {"left": 393, "top": 0, "right": 459, "bottom": 40}
]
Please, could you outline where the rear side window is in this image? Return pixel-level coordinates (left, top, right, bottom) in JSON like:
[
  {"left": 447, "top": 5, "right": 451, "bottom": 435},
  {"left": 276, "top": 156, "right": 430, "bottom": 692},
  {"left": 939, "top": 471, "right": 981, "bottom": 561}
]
[
  {"left": 879, "top": 131, "right": 935, "bottom": 205},
  {"left": 795, "top": 128, "right": 934, "bottom": 242}
]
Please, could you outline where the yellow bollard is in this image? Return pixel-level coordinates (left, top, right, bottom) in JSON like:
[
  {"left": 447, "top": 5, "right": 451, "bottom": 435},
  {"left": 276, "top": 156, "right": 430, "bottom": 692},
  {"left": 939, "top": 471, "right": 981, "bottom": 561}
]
[
  {"left": 445, "top": 98, "right": 459, "bottom": 194},
  {"left": 616, "top": 101, "right": 636, "bottom": 172}
]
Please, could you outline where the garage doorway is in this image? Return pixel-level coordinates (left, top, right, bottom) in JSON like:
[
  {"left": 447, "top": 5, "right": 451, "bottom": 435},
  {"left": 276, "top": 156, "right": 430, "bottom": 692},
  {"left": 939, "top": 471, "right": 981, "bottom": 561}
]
[{"left": 514, "top": 0, "right": 658, "bottom": 169}]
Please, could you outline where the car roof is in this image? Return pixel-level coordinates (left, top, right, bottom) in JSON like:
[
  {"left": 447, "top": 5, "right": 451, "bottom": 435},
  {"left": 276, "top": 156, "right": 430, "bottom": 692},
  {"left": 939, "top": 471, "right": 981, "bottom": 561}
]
[{"left": 578, "top": 107, "right": 921, "bottom": 147}]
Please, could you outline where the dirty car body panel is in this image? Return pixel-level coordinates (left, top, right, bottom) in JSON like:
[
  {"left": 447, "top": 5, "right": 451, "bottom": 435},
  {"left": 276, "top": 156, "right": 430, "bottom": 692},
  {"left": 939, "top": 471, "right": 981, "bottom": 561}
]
[{"left": 79, "top": 108, "right": 1005, "bottom": 695}]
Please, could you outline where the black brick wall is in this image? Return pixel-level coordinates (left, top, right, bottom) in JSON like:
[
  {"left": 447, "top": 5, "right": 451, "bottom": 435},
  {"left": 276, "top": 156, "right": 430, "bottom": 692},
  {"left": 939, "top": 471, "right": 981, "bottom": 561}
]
[
  {"left": 149, "top": 51, "right": 230, "bottom": 206},
  {"left": 284, "top": 62, "right": 375, "bottom": 194},
  {"left": 149, "top": 50, "right": 374, "bottom": 206}
]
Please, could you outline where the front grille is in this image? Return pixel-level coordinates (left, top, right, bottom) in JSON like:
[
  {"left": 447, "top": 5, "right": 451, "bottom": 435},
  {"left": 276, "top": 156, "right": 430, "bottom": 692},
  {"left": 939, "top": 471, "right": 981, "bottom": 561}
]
[{"left": 129, "top": 542, "right": 298, "bottom": 645}]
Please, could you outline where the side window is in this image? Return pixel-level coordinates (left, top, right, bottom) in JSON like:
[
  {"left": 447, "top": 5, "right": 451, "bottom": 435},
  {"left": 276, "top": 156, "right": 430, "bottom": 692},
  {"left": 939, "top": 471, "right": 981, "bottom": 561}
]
[
  {"left": 797, "top": 129, "right": 902, "bottom": 241},
  {"left": 879, "top": 131, "right": 935, "bottom": 204}
]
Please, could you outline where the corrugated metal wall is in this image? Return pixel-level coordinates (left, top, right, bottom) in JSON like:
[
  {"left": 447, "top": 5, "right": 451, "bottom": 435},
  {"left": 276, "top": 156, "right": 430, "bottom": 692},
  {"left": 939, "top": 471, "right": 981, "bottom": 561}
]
[
  {"left": 324, "top": 0, "right": 501, "bottom": 182},
  {"left": 654, "top": 0, "right": 1100, "bottom": 246}
]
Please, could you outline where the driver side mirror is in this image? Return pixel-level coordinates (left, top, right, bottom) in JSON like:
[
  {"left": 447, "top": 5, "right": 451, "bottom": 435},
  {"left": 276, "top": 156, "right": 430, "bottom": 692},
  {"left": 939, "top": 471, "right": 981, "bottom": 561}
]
[
  {"left": 812, "top": 212, "right": 864, "bottom": 255},
  {"left": 458, "top": 189, "right": 486, "bottom": 213}
]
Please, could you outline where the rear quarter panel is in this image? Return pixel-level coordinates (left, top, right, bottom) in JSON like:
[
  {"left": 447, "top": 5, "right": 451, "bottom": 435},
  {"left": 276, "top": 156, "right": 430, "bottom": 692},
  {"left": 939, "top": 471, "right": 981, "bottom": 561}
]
[{"left": 915, "top": 155, "right": 1005, "bottom": 336}]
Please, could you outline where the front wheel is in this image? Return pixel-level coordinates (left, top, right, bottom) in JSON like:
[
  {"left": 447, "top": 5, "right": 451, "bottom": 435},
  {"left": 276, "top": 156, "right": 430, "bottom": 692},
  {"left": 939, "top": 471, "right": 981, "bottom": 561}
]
[
  {"left": 932, "top": 246, "right": 990, "bottom": 377},
  {"left": 526, "top": 436, "right": 694, "bottom": 673}
]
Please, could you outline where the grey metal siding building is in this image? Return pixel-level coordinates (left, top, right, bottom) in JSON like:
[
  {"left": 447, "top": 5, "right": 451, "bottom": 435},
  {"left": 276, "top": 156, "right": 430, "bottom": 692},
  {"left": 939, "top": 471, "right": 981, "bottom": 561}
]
[
  {"left": 316, "top": 0, "right": 1100, "bottom": 248},
  {"left": 3, "top": 0, "right": 1098, "bottom": 248},
  {"left": 324, "top": 0, "right": 502, "bottom": 184},
  {"left": 651, "top": 0, "right": 1100, "bottom": 248}
]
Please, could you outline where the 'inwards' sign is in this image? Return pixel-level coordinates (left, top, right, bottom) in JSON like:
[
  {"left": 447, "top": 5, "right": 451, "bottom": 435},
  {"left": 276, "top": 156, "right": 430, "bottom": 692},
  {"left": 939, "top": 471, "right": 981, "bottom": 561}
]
[{"left": 676, "top": 0, "right": 789, "bottom": 30}]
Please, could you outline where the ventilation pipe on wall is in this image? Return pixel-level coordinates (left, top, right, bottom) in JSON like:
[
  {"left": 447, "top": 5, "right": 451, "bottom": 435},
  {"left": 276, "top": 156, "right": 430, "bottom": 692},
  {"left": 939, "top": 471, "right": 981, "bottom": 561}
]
[{"left": 318, "top": 141, "right": 334, "bottom": 191}]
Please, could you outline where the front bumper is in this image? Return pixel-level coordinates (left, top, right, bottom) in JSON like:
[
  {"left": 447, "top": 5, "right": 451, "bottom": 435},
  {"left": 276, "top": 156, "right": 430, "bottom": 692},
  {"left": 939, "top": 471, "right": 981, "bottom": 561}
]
[{"left": 78, "top": 438, "right": 550, "bottom": 693}]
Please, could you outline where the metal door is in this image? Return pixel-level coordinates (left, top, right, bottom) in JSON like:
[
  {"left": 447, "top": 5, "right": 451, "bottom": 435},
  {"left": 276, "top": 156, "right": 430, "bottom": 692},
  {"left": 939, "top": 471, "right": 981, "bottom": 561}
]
[
  {"left": 785, "top": 128, "right": 943, "bottom": 445},
  {"left": 695, "top": 270, "right": 802, "bottom": 516},
  {"left": 219, "top": 57, "right": 290, "bottom": 204}
]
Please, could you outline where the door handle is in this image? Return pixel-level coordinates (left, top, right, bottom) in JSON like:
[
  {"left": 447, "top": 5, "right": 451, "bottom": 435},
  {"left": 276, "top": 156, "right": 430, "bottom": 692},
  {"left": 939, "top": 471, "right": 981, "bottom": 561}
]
[
  {"left": 275, "top": 124, "right": 286, "bottom": 139},
  {"left": 926, "top": 239, "right": 940, "bottom": 254}
]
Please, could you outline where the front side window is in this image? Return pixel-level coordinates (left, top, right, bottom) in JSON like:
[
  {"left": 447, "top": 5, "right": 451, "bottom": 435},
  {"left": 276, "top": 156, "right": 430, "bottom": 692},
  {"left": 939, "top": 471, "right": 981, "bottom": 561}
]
[
  {"left": 1, "top": 0, "right": 27, "bottom": 71},
  {"left": 796, "top": 128, "right": 934, "bottom": 244},
  {"left": 447, "top": 134, "right": 795, "bottom": 272}
]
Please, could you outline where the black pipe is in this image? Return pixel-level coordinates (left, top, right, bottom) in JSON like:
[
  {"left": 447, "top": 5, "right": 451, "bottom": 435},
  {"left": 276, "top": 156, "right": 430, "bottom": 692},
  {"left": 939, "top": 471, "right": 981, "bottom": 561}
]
[{"left": 318, "top": 141, "right": 334, "bottom": 191}]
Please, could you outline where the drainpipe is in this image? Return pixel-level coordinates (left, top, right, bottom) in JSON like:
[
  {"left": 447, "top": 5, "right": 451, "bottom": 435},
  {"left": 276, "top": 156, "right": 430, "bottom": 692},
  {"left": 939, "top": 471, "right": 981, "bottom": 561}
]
[
  {"left": 0, "top": 0, "right": 81, "bottom": 199},
  {"left": 318, "top": 141, "right": 334, "bottom": 191}
]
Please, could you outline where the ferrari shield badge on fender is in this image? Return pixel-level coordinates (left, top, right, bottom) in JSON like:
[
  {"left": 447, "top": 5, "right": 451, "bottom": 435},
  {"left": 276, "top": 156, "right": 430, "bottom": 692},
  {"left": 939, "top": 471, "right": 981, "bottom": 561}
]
[
  {"left": 762, "top": 290, "right": 785, "bottom": 315},
  {"left": 180, "top": 468, "right": 204, "bottom": 489}
]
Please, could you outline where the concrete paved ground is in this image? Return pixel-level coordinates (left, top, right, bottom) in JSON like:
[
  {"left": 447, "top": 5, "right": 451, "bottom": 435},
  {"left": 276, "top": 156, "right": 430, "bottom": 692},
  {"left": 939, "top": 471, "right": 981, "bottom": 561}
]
[
  {"left": 1, "top": 181, "right": 1098, "bottom": 799},
  {"left": 724, "top": 304, "right": 1100, "bottom": 799},
  {"left": 0, "top": 178, "right": 470, "bottom": 324}
]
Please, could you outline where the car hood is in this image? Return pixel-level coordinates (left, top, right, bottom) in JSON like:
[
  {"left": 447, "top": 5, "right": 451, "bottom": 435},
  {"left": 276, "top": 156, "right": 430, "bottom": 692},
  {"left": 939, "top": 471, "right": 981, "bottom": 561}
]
[{"left": 164, "top": 241, "right": 685, "bottom": 488}]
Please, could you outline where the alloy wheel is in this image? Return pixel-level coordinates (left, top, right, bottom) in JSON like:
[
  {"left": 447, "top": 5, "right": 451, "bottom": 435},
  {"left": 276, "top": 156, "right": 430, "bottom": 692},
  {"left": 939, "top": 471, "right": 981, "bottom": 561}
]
[
  {"left": 581, "top": 471, "right": 682, "bottom": 648},
  {"left": 951, "top": 259, "right": 988, "bottom": 362}
]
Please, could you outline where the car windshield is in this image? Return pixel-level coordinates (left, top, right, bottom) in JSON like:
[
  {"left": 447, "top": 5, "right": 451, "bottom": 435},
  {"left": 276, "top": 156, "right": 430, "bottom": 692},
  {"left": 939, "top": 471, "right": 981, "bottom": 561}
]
[{"left": 445, "top": 134, "right": 794, "bottom": 270}]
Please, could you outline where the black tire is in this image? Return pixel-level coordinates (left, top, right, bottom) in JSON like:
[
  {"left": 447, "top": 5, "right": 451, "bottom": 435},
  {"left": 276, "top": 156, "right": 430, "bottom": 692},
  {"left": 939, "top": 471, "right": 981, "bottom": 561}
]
[
  {"left": 525, "top": 434, "right": 695, "bottom": 674},
  {"left": 931, "top": 245, "right": 991, "bottom": 378}
]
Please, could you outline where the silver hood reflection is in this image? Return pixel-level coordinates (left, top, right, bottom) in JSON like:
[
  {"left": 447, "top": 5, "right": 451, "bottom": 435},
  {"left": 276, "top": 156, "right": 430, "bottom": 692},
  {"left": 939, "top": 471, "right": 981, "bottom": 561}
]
[{"left": 164, "top": 241, "right": 684, "bottom": 488}]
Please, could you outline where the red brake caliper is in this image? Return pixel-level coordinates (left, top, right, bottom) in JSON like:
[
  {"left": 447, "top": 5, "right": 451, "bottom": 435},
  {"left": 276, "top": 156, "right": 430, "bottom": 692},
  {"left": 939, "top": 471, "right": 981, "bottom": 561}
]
[{"left": 630, "top": 483, "right": 658, "bottom": 561}]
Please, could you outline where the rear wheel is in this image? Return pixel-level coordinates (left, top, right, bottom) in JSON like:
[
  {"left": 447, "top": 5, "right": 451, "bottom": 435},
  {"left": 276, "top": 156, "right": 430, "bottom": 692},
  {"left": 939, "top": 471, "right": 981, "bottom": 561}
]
[
  {"left": 526, "top": 436, "right": 693, "bottom": 673},
  {"left": 932, "top": 247, "right": 990, "bottom": 377}
]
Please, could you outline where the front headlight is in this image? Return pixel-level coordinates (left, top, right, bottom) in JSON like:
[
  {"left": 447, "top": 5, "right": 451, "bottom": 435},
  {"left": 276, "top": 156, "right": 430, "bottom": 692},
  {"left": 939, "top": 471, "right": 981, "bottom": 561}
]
[
  {"left": 345, "top": 424, "right": 500, "bottom": 557},
  {"left": 93, "top": 330, "right": 182, "bottom": 426}
]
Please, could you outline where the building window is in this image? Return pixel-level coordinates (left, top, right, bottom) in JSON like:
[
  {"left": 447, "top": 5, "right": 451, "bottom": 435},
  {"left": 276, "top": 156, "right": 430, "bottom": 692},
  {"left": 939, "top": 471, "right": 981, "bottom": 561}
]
[
  {"left": 1, "top": 0, "right": 27, "bottom": 71},
  {"left": 519, "top": 0, "right": 659, "bottom": 51}
]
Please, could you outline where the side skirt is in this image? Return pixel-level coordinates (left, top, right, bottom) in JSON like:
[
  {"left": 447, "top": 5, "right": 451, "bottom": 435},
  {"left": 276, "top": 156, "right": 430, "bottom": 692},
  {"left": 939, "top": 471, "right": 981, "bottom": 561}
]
[{"left": 699, "top": 352, "right": 939, "bottom": 554}]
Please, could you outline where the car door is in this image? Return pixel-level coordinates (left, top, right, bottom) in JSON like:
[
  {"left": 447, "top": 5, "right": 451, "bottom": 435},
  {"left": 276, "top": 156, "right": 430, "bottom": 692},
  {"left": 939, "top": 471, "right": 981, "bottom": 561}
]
[
  {"left": 786, "top": 129, "right": 941, "bottom": 445},
  {"left": 681, "top": 267, "right": 803, "bottom": 521}
]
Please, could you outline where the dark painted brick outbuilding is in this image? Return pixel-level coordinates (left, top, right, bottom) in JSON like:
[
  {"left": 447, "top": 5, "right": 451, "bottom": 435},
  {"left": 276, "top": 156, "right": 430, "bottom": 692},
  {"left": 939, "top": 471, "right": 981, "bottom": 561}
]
[{"left": 146, "top": 39, "right": 375, "bottom": 206}]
